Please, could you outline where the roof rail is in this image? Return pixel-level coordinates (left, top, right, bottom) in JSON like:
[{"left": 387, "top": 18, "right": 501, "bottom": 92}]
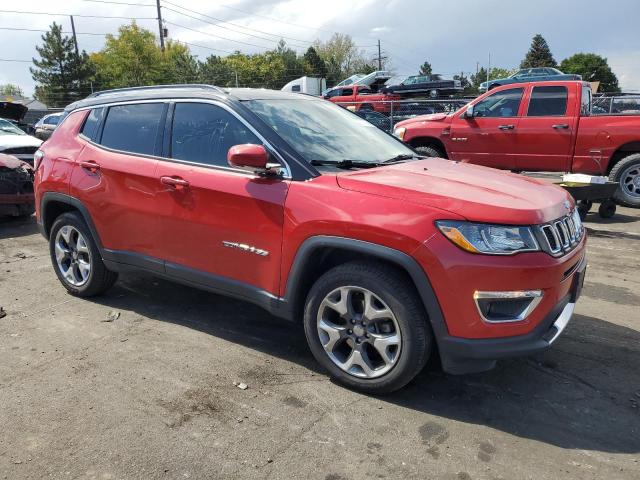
[{"left": 87, "top": 84, "right": 225, "bottom": 98}]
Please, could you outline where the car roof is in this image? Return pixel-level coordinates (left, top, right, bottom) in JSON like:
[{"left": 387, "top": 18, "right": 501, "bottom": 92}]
[{"left": 65, "top": 84, "right": 318, "bottom": 112}]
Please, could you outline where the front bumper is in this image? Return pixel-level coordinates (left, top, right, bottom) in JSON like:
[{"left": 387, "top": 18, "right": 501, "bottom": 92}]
[{"left": 437, "top": 254, "right": 586, "bottom": 374}]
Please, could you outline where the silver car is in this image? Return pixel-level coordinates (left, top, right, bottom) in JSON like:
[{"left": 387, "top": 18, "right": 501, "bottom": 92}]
[{"left": 34, "top": 112, "right": 64, "bottom": 140}]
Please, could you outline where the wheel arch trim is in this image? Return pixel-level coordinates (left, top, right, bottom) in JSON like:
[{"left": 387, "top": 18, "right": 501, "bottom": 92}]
[
  {"left": 283, "top": 235, "right": 449, "bottom": 339},
  {"left": 40, "top": 192, "right": 105, "bottom": 252}
]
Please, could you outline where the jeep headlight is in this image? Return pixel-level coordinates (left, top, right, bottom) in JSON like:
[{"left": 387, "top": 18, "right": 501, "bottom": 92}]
[{"left": 436, "top": 221, "right": 539, "bottom": 255}]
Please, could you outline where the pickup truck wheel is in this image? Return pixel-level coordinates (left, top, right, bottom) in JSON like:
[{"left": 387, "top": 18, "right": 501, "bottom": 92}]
[
  {"left": 359, "top": 103, "right": 374, "bottom": 111},
  {"left": 415, "top": 145, "right": 445, "bottom": 158},
  {"left": 303, "top": 261, "right": 432, "bottom": 393},
  {"left": 609, "top": 153, "right": 640, "bottom": 207},
  {"left": 49, "top": 212, "right": 118, "bottom": 297}
]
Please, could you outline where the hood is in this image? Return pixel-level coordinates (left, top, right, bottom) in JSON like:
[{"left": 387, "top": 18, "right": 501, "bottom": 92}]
[
  {"left": 0, "top": 101, "right": 28, "bottom": 121},
  {"left": 0, "top": 153, "right": 33, "bottom": 171},
  {"left": 0, "top": 134, "right": 42, "bottom": 150},
  {"left": 395, "top": 113, "right": 451, "bottom": 128},
  {"left": 336, "top": 159, "right": 573, "bottom": 225}
]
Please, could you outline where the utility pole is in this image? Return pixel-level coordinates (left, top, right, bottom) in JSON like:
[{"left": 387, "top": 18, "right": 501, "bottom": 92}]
[
  {"left": 70, "top": 15, "right": 79, "bottom": 58},
  {"left": 156, "top": 0, "right": 165, "bottom": 51},
  {"left": 487, "top": 52, "right": 491, "bottom": 84},
  {"left": 377, "top": 39, "right": 382, "bottom": 70}
]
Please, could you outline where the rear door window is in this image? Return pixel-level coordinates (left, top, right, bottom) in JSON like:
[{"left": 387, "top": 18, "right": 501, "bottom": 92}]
[
  {"left": 527, "top": 86, "right": 568, "bottom": 116},
  {"left": 100, "top": 103, "right": 165, "bottom": 155},
  {"left": 170, "top": 102, "right": 261, "bottom": 167}
]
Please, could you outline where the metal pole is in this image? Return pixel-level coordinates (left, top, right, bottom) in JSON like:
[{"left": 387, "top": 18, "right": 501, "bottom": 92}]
[
  {"left": 70, "top": 15, "right": 79, "bottom": 58},
  {"left": 156, "top": 0, "right": 165, "bottom": 51},
  {"left": 377, "top": 39, "right": 382, "bottom": 70},
  {"left": 487, "top": 52, "right": 491, "bottom": 84},
  {"left": 235, "top": 71, "right": 238, "bottom": 87}
]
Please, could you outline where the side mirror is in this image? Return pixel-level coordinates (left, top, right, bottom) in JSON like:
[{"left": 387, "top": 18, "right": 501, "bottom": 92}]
[
  {"left": 464, "top": 105, "right": 475, "bottom": 118},
  {"left": 227, "top": 144, "right": 281, "bottom": 174}
]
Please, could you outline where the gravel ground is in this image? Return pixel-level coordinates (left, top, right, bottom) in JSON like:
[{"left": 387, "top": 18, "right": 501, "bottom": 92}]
[{"left": 0, "top": 205, "right": 639, "bottom": 480}]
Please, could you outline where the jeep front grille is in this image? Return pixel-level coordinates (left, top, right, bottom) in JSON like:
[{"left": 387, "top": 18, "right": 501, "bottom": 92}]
[{"left": 536, "top": 211, "right": 583, "bottom": 256}]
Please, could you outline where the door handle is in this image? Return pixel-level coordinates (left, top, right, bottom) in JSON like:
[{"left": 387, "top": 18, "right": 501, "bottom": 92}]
[
  {"left": 552, "top": 124, "right": 569, "bottom": 129},
  {"left": 160, "top": 176, "right": 190, "bottom": 189},
  {"left": 498, "top": 124, "right": 515, "bottom": 130},
  {"left": 78, "top": 160, "right": 100, "bottom": 172}
]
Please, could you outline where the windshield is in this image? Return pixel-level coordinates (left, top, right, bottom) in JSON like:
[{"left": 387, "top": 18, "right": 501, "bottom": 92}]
[
  {"left": 0, "top": 119, "right": 26, "bottom": 135},
  {"left": 245, "top": 99, "right": 414, "bottom": 164}
]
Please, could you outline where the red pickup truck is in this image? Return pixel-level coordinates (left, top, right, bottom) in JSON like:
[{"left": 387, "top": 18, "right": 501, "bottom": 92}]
[
  {"left": 324, "top": 84, "right": 400, "bottom": 113},
  {"left": 394, "top": 81, "right": 640, "bottom": 207}
]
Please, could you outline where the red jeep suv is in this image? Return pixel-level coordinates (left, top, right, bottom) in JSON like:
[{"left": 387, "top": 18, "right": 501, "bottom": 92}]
[{"left": 34, "top": 85, "right": 587, "bottom": 393}]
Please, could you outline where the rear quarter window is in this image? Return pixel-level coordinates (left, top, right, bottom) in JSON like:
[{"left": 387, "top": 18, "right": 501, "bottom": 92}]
[
  {"left": 80, "top": 107, "right": 105, "bottom": 141},
  {"left": 100, "top": 103, "right": 165, "bottom": 155}
]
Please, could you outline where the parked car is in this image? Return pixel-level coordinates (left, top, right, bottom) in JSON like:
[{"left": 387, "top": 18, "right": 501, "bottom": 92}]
[
  {"left": 324, "top": 84, "right": 401, "bottom": 113},
  {"left": 34, "top": 112, "right": 64, "bottom": 140},
  {"left": 394, "top": 80, "right": 640, "bottom": 207},
  {"left": 0, "top": 153, "right": 35, "bottom": 217},
  {"left": 0, "top": 118, "right": 42, "bottom": 165},
  {"left": 383, "top": 74, "right": 463, "bottom": 97},
  {"left": 479, "top": 68, "right": 581, "bottom": 92},
  {"left": 35, "top": 84, "right": 586, "bottom": 393},
  {"left": 353, "top": 110, "right": 392, "bottom": 131}
]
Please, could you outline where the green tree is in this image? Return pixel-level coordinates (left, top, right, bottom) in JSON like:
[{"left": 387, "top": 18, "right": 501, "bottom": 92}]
[
  {"left": 198, "top": 55, "right": 235, "bottom": 86},
  {"left": 302, "top": 47, "right": 327, "bottom": 78},
  {"left": 0, "top": 84, "right": 24, "bottom": 97},
  {"left": 489, "top": 67, "right": 516, "bottom": 80},
  {"left": 30, "top": 22, "right": 95, "bottom": 107},
  {"left": 520, "top": 34, "right": 557, "bottom": 68},
  {"left": 419, "top": 61, "right": 432, "bottom": 76},
  {"left": 161, "top": 41, "right": 199, "bottom": 84},
  {"left": 560, "top": 53, "right": 620, "bottom": 93},
  {"left": 313, "top": 33, "right": 369, "bottom": 85},
  {"left": 453, "top": 72, "right": 473, "bottom": 94},
  {"left": 470, "top": 67, "right": 488, "bottom": 91},
  {"left": 272, "top": 40, "right": 304, "bottom": 87},
  {"left": 91, "top": 22, "right": 162, "bottom": 88}
]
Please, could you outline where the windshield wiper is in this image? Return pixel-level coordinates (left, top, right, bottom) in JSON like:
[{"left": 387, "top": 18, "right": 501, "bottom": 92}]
[
  {"left": 381, "top": 153, "right": 424, "bottom": 164},
  {"left": 310, "top": 159, "right": 379, "bottom": 169}
]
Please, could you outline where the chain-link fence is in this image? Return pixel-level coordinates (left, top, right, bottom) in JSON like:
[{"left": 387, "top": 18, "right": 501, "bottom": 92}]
[
  {"left": 334, "top": 99, "right": 472, "bottom": 133},
  {"left": 592, "top": 95, "right": 640, "bottom": 115}
]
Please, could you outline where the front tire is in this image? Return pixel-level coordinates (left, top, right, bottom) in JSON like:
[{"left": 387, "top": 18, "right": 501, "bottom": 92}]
[
  {"left": 303, "top": 261, "right": 432, "bottom": 394},
  {"left": 415, "top": 145, "right": 445, "bottom": 158},
  {"left": 49, "top": 212, "right": 118, "bottom": 297},
  {"left": 609, "top": 153, "right": 640, "bottom": 207}
]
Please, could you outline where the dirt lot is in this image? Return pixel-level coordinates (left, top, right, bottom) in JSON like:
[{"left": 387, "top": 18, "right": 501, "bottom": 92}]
[{"left": 0, "top": 206, "right": 639, "bottom": 480}]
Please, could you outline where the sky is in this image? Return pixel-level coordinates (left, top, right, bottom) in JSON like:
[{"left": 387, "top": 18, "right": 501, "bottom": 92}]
[{"left": 1, "top": 0, "right": 639, "bottom": 98}]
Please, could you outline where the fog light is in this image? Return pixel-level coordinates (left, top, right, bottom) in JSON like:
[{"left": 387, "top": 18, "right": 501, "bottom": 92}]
[{"left": 473, "top": 290, "right": 543, "bottom": 323}]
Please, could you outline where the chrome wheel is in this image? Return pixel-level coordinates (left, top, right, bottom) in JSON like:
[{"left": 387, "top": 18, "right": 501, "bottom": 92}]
[
  {"left": 316, "top": 286, "right": 402, "bottom": 379},
  {"left": 54, "top": 225, "right": 92, "bottom": 287},
  {"left": 621, "top": 164, "right": 640, "bottom": 198}
]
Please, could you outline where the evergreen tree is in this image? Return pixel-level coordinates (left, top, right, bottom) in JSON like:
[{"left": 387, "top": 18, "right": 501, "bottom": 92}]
[
  {"left": 419, "top": 61, "right": 432, "bottom": 76},
  {"left": 471, "top": 67, "right": 488, "bottom": 91},
  {"left": 30, "top": 22, "right": 95, "bottom": 107},
  {"left": 520, "top": 34, "right": 557, "bottom": 68},
  {"left": 302, "top": 47, "right": 327, "bottom": 78},
  {"left": 560, "top": 53, "right": 620, "bottom": 93}
]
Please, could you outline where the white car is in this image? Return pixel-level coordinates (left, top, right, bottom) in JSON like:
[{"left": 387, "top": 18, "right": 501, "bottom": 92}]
[
  {"left": 34, "top": 112, "right": 64, "bottom": 140},
  {"left": 0, "top": 118, "right": 42, "bottom": 165}
]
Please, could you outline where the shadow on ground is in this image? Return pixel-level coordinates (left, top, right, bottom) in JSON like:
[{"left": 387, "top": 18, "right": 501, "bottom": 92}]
[
  {"left": 87, "top": 271, "right": 640, "bottom": 456},
  {"left": 0, "top": 215, "right": 38, "bottom": 239}
]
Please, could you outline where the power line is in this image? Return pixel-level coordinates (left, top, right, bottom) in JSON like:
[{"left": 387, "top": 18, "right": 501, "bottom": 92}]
[
  {"left": 164, "top": 20, "right": 274, "bottom": 51},
  {"left": 0, "top": 9, "right": 157, "bottom": 20},
  {"left": 80, "top": 0, "right": 155, "bottom": 6},
  {"left": 161, "top": 1, "right": 312, "bottom": 48},
  {"left": 0, "top": 26, "right": 111, "bottom": 36}
]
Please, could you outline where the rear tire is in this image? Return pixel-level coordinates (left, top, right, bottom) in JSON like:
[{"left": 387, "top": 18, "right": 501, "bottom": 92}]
[
  {"left": 303, "top": 261, "right": 432, "bottom": 394},
  {"left": 598, "top": 200, "right": 616, "bottom": 219},
  {"left": 415, "top": 145, "right": 445, "bottom": 158},
  {"left": 359, "top": 103, "right": 374, "bottom": 111},
  {"left": 609, "top": 153, "right": 640, "bottom": 207},
  {"left": 49, "top": 212, "right": 118, "bottom": 297}
]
